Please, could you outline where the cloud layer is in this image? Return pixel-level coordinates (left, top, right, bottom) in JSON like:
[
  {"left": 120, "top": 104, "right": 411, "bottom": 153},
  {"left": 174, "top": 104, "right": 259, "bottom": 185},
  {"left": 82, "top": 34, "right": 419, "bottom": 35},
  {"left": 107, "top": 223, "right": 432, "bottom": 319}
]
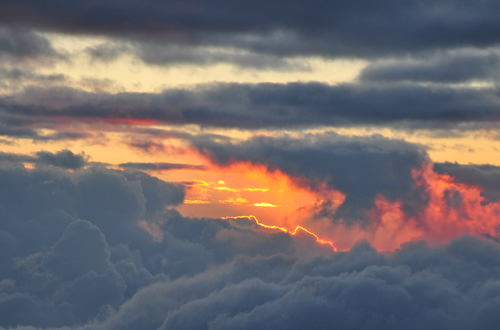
[
  {"left": 2, "top": 2, "right": 500, "bottom": 329},
  {"left": 2, "top": 156, "right": 500, "bottom": 329},
  {"left": 2, "top": 82, "right": 500, "bottom": 140},
  {"left": 3, "top": 1, "right": 500, "bottom": 59}
]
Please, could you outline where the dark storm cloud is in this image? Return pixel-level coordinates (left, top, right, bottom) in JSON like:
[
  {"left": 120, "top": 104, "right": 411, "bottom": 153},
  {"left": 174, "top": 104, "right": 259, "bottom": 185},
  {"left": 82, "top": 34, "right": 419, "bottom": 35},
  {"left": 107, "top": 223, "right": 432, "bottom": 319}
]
[
  {"left": 360, "top": 50, "right": 500, "bottom": 83},
  {"left": 2, "top": 1, "right": 500, "bottom": 59},
  {"left": 2, "top": 155, "right": 500, "bottom": 329},
  {"left": 192, "top": 132, "right": 429, "bottom": 222},
  {"left": 3, "top": 82, "right": 500, "bottom": 131},
  {"left": 435, "top": 162, "right": 500, "bottom": 202},
  {"left": 119, "top": 162, "right": 205, "bottom": 171}
]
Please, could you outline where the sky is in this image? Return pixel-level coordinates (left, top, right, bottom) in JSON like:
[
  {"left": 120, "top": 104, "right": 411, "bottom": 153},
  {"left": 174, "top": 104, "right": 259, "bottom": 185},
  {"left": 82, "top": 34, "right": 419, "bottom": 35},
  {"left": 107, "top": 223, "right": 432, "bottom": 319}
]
[{"left": 3, "top": 1, "right": 500, "bottom": 329}]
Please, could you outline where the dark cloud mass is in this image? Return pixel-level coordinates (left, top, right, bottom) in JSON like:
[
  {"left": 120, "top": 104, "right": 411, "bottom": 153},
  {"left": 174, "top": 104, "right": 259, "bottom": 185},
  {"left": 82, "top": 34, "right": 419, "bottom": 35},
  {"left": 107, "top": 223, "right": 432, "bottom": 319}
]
[
  {"left": 2, "top": 155, "right": 500, "bottom": 329},
  {"left": 3, "top": 82, "right": 500, "bottom": 134},
  {"left": 2, "top": 1, "right": 500, "bottom": 59}
]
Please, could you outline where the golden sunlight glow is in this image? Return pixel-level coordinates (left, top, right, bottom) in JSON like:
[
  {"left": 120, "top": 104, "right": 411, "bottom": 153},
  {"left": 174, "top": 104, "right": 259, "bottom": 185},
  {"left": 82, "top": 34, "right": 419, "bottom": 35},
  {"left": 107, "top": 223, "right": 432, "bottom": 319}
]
[
  {"left": 253, "top": 202, "right": 278, "bottom": 207},
  {"left": 222, "top": 215, "right": 338, "bottom": 252}
]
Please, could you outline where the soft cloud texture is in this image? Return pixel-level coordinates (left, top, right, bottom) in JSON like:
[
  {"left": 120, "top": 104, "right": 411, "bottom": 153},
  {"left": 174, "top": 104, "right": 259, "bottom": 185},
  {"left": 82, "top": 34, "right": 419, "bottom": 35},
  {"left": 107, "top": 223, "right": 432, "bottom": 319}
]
[{"left": 2, "top": 154, "right": 500, "bottom": 329}]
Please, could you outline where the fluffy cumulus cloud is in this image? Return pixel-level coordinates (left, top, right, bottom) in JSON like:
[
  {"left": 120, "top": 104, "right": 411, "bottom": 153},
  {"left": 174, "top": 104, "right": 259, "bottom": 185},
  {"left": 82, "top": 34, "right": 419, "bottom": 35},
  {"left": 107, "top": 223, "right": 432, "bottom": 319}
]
[{"left": 1, "top": 154, "right": 500, "bottom": 330}]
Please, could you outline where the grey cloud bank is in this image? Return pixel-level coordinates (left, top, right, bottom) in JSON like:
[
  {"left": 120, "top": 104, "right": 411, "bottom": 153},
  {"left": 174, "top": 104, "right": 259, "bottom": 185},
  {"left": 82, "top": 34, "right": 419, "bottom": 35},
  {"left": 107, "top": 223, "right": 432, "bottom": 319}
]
[
  {"left": 2, "top": 82, "right": 500, "bottom": 138},
  {"left": 3, "top": 1, "right": 500, "bottom": 59},
  {"left": 2, "top": 154, "right": 500, "bottom": 329}
]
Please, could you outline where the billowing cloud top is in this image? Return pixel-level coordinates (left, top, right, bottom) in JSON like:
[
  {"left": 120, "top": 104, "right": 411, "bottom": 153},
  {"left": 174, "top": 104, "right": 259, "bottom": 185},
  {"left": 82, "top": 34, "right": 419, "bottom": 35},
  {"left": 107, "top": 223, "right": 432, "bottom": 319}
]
[{"left": 1, "top": 157, "right": 500, "bottom": 329}]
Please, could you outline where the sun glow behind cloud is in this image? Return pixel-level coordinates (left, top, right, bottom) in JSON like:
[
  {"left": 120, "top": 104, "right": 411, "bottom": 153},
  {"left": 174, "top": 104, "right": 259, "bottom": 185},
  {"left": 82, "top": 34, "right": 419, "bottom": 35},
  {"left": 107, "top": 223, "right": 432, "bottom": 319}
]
[
  {"left": 5, "top": 2, "right": 500, "bottom": 329},
  {"left": 177, "top": 154, "right": 500, "bottom": 251},
  {"left": 4, "top": 118, "right": 500, "bottom": 252}
]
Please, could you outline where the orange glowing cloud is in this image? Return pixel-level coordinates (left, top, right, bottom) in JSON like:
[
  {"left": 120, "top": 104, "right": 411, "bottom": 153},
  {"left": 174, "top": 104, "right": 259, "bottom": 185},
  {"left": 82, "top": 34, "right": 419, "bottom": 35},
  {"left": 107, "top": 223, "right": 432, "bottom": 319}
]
[
  {"left": 167, "top": 143, "right": 500, "bottom": 251},
  {"left": 414, "top": 164, "right": 500, "bottom": 240},
  {"left": 178, "top": 156, "right": 500, "bottom": 252},
  {"left": 306, "top": 163, "right": 500, "bottom": 251}
]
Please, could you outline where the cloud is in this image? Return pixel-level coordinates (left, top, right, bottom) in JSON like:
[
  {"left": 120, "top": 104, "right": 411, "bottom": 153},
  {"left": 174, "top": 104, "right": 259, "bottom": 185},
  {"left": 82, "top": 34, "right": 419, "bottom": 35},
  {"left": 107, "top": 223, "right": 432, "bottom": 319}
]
[
  {"left": 0, "top": 28, "right": 59, "bottom": 62},
  {"left": 0, "top": 110, "right": 92, "bottom": 141},
  {"left": 132, "top": 42, "right": 310, "bottom": 70},
  {"left": 86, "top": 41, "right": 309, "bottom": 70},
  {"left": 3, "top": 1, "right": 500, "bottom": 59},
  {"left": 192, "top": 132, "right": 429, "bottom": 222},
  {"left": 3, "top": 82, "right": 500, "bottom": 133},
  {"left": 434, "top": 162, "right": 500, "bottom": 202},
  {"left": 0, "top": 150, "right": 87, "bottom": 169},
  {"left": 0, "top": 156, "right": 322, "bottom": 329},
  {"left": 0, "top": 151, "right": 33, "bottom": 163},
  {"left": 0, "top": 67, "right": 65, "bottom": 87},
  {"left": 2, "top": 154, "right": 500, "bottom": 329},
  {"left": 124, "top": 140, "right": 168, "bottom": 153},
  {"left": 37, "top": 236, "right": 500, "bottom": 330},
  {"left": 85, "top": 42, "right": 130, "bottom": 63},
  {"left": 360, "top": 49, "right": 500, "bottom": 83},
  {"left": 36, "top": 150, "right": 88, "bottom": 169},
  {"left": 46, "top": 219, "right": 111, "bottom": 280},
  {"left": 118, "top": 162, "right": 205, "bottom": 171},
  {"left": 4, "top": 2, "right": 500, "bottom": 329}
]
